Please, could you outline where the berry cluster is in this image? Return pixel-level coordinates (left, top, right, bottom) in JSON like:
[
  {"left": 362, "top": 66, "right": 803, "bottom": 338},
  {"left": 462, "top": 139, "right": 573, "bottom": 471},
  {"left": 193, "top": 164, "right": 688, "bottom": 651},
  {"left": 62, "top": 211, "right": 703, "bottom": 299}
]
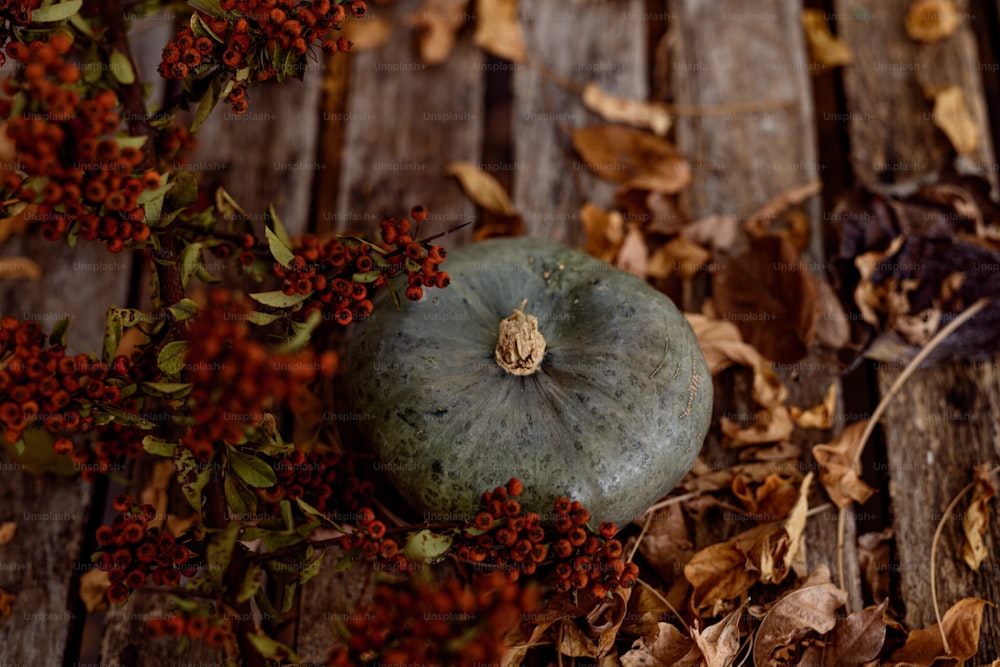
[
  {"left": 281, "top": 206, "right": 449, "bottom": 324},
  {"left": 455, "top": 479, "right": 637, "bottom": 597},
  {"left": 0, "top": 317, "right": 130, "bottom": 445},
  {"left": 95, "top": 495, "right": 197, "bottom": 605},
  {"left": 327, "top": 572, "right": 536, "bottom": 666},
  {"left": 159, "top": 0, "right": 367, "bottom": 114},
  {"left": 1, "top": 35, "right": 158, "bottom": 251},
  {"left": 182, "top": 289, "right": 317, "bottom": 461},
  {"left": 146, "top": 611, "right": 233, "bottom": 650},
  {"left": 259, "top": 448, "right": 374, "bottom": 514},
  {"left": 65, "top": 423, "right": 144, "bottom": 482},
  {"left": 0, "top": 1, "right": 41, "bottom": 51},
  {"left": 338, "top": 506, "right": 410, "bottom": 573}
]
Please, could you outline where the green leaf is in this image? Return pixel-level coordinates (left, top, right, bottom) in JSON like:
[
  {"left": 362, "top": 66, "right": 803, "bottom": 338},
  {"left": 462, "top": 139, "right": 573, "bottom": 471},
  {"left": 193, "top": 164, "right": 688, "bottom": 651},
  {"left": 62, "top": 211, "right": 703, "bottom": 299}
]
[
  {"left": 115, "top": 135, "right": 147, "bottom": 150},
  {"left": 174, "top": 447, "right": 211, "bottom": 513},
  {"left": 142, "top": 436, "right": 177, "bottom": 457},
  {"left": 30, "top": 0, "right": 83, "bottom": 22},
  {"left": 203, "top": 522, "right": 241, "bottom": 588},
  {"left": 351, "top": 270, "right": 381, "bottom": 284},
  {"left": 265, "top": 204, "right": 292, "bottom": 249},
  {"left": 190, "top": 10, "right": 224, "bottom": 42},
  {"left": 68, "top": 11, "right": 92, "bottom": 35},
  {"left": 191, "top": 74, "right": 223, "bottom": 132},
  {"left": 187, "top": 0, "right": 225, "bottom": 18},
  {"left": 214, "top": 187, "right": 248, "bottom": 219},
  {"left": 137, "top": 178, "right": 172, "bottom": 205},
  {"left": 178, "top": 242, "right": 204, "bottom": 288},
  {"left": 279, "top": 499, "right": 294, "bottom": 531},
  {"left": 194, "top": 263, "right": 221, "bottom": 284},
  {"left": 224, "top": 473, "right": 258, "bottom": 518},
  {"left": 265, "top": 226, "right": 295, "bottom": 269},
  {"left": 48, "top": 317, "right": 70, "bottom": 347},
  {"left": 295, "top": 497, "right": 341, "bottom": 529},
  {"left": 276, "top": 309, "right": 320, "bottom": 353},
  {"left": 103, "top": 309, "right": 123, "bottom": 364},
  {"left": 167, "top": 170, "right": 198, "bottom": 210},
  {"left": 140, "top": 381, "right": 192, "bottom": 398},
  {"left": 237, "top": 562, "right": 264, "bottom": 603},
  {"left": 228, "top": 447, "right": 277, "bottom": 488},
  {"left": 248, "top": 290, "right": 311, "bottom": 309},
  {"left": 299, "top": 552, "right": 324, "bottom": 585},
  {"left": 246, "top": 632, "right": 298, "bottom": 663},
  {"left": 157, "top": 341, "right": 188, "bottom": 376},
  {"left": 109, "top": 49, "right": 135, "bottom": 84},
  {"left": 166, "top": 298, "right": 200, "bottom": 322},
  {"left": 247, "top": 311, "right": 281, "bottom": 326},
  {"left": 404, "top": 529, "right": 454, "bottom": 563}
]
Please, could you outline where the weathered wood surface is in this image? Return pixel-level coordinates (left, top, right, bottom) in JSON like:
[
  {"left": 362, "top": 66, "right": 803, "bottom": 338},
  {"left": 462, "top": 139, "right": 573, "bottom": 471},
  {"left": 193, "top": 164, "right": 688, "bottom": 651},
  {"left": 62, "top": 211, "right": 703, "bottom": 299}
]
[
  {"left": 834, "top": 0, "right": 1000, "bottom": 658},
  {"left": 512, "top": 0, "right": 648, "bottom": 245}
]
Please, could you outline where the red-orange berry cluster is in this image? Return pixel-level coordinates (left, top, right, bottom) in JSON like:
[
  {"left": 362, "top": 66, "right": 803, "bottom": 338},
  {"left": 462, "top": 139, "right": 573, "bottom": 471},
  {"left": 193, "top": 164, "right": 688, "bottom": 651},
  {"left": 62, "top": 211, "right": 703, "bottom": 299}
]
[
  {"left": 146, "top": 611, "right": 233, "bottom": 650},
  {"left": 338, "top": 506, "right": 411, "bottom": 573},
  {"left": 94, "top": 495, "right": 197, "bottom": 605},
  {"left": 65, "top": 423, "right": 145, "bottom": 482},
  {"left": 0, "top": 1, "right": 41, "bottom": 49},
  {"left": 259, "top": 448, "right": 374, "bottom": 515},
  {"left": 280, "top": 206, "right": 449, "bottom": 324},
  {"left": 547, "top": 499, "right": 636, "bottom": 597},
  {"left": 159, "top": 0, "right": 366, "bottom": 114},
  {"left": 1, "top": 35, "right": 159, "bottom": 251},
  {"left": 181, "top": 289, "right": 317, "bottom": 461},
  {"left": 327, "top": 571, "right": 536, "bottom": 667},
  {"left": 0, "top": 316, "right": 130, "bottom": 445}
]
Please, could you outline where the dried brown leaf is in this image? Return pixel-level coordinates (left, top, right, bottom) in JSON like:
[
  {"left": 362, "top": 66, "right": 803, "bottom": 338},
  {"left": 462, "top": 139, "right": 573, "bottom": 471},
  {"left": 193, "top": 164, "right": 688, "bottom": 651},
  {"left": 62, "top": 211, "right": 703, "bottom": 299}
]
[
  {"left": 802, "top": 9, "right": 853, "bottom": 68},
  {"left": 685, "top": 527, "right": 768, "bottom": 617},
  {"left": 905, "top": 0, "right": 961, "bottom": 42},
  {"left": 616, "top": 224, "right": 647, "bottom": 279},
  {"left": 791, "top": 382, "right": 838, "bottom": 429},
  {"left": 752, "top": 580, "right": 849, "bottom": 666},
  {"left": 582, "top": 83, "right": 671, "bottom": 136},
  {"left": 557, "top": 618, "right": 598, "bottom": 658},
  {"left": 713, "top": 233, "right": 818, "bottom": 364},
  {"left": 814, "top": 278, "right": 851, "bottom": 349},
  {"left": 683, "top": 214, "right": 739, "bottom": 254},
  {"left": 572, "top": 125, "right": 691, "bottom": 194},
  {"left": 580, "top": 203, "right": 625, "bottom": 264},
  {"left": 930, "top": 85, "right": 979, "bottom": 156},
  {"left": 343, "top": 15, "right": 393, "bottom": 51},
  {"left": 593, "top": 587, "right": 632, "bottom": 657},
  {"left": 636, "top": 502, "right": 694, "bottom": 584},
  {"left": 692, "top": 603, "right": 744, "bottom": 667},
  {"left": 78, "top": 569, "right": 110, "bottom": 613},
  {"left": 139, "top": 459, "right": 176, "bottom": 531},
  {"left": 812, "top": 421, "right": 874, "bottom": 508},
  {"left": 858, "top": 528, "right": 894, "bottom": 602},
  {"left": 473, "top": 0, "right": 525, "bottom": 62},
  {"left": 0, "top": 587, "right": 13, "bottom": 616},
  {"left": 0, "top": 206, "right": 32, "bottom": 246},
  {"left": 721, "top": 405, "right": 794, "bottom": 446},
  {"left": 0, "top": 256, "right": 41, "bottom": 280},
  {"left": 0, "top": 521, "right": 15, "bottom": 546},
  {"left": 446, "top": 161, "right": 516, "bottom": 215},
  {"left": 962, "top": 464, "right": 996, "bottom": 571},
  {"left": 647, "top": 236, "right": 710, "bottom": 280},
  {"left": 889, "top": 597, "right": 990, "bottom": 665},
  {"left": 811, "top": 599, "right": 889, "bottom": 667},
  {"left": 620, "top": 622, "right": 699, "bottom": 667},
  {"left": 410, "top": 0, "right": 469, "bottom": 64}
]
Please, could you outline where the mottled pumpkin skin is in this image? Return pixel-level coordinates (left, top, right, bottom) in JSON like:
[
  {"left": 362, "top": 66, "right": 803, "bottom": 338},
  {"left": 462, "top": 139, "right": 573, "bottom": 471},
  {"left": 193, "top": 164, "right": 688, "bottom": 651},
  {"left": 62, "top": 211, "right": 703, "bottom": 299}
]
[{"left": 343, "top": 238, "right": 712, "bottom": 525}]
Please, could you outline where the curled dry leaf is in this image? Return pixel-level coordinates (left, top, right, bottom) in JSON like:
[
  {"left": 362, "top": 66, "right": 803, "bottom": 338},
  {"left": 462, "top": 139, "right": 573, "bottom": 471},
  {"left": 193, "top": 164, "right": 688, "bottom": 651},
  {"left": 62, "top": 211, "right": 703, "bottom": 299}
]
[
  {"left": 409, "top": 0, "right": 470, "bottom": 65},
  {"left": 446, "top": 161, "right": 515, "bottom": 215},
  {"left": 582, "top": 83, "right": 672, "bottom": 137},
  {"left": 636, "top": 501, "right": 694, "bottom": 584},
  {"left": 905, "top": 0, "right": 961, "bottom": 42},
  {"left": 962, "top": 463, "right": 997, "bottom": 572},
  {"left": 682, "top": 214, "right": 738, "bottom": 254},
  {"left": 615, "top": 224, "right": 648, "bottom": 279},
  {"left": 691, "top": 602, "right": 745, "bottom": 667},
  {"left": 140, "top": 459, "right": 176, "bottom": 532},
  {"left": 802, "top": 9, "right": 853, "bottom": 68},
  {"left": 858, "top": 527, "right": 894, "bottom": 603},
  {"left": 557, "top": 618, "right": 598, "bottom": 658},
  {"left": 0, "top": 587, "right": 13, "bottom": 616},
  {"left": 473, "top": 0, "right": 525, "bottom": 63},
  {"left": 0, "top": 521, "right": 15, "bottom": 546},
  {"left": 0, "top": 256, "right": 42, "bottom": 280},
  {"left": 812, "top": 420, "right": 874, "bottom": 508},
  {"left": 790, "top": 382, "right": 838, "bottom": 429},
  {"left": 799, "top": 599, "right": 889, "bottom": 667},
  {"left": 813, "top": 278, "right": 851, "bottom": 350},
  {"left": 684, "top": 534, "right": 761, "bottom": 618},
  {"left": 580, "top": 202, "right": 625, "bottom": 264},
  {"left": 571, "top": 125, "right": 691, "bottom": 195},
  {"left": 78, "top": 568, "right": 110, "bottom": 613},
  {"left": 647, "top": 236, "right": 710, "bottom": 280},
  {"left": 889, "top": 597, "right": 990, "bottom": 665},
  {"left": 752, "top": 577, "right": 848, "bottom": 667},
  {"left": 592, "top": 587, "right": 632, "bottom": 657},
  {"left": 930, "top": 85, "right": 979, "bottom": 156},
  {"left": 720, "top": 405, "right": 794, "bottom": 446},
  {"left": 620, "top": 621, "right": 700, "bottom": 667}
]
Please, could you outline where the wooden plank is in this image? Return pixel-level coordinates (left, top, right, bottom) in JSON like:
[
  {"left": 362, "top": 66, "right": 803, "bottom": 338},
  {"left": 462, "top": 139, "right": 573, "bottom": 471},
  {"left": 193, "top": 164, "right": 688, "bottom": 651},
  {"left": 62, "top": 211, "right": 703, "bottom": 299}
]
[
  {"left": 329, "top": 0, "right": 484, "bottom": 243},
  {"left": 834, "top": 0, "right": 996, "bottom": 188},
  {"left": 877, "top": 358, "right": 1000, "bottom": 657},
  {"left": 511, "top": 0, "right": 648, "bottom": 244},
  {"left": 185, "top": 66, "right": 325, "bottom": 237}
]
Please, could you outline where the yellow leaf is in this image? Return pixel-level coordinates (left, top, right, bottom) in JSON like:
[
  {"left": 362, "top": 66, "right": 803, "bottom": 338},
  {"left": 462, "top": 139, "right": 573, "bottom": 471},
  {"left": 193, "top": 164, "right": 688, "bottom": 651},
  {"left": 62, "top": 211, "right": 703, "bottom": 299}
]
[
  {"left": 812, "top": 421, "right": 875, "bottom": 508},
  {"left": 802, "top": 9, "right": 852, "bottom": 68},
  {"left": 579, "top": 202, "right": 624, "bottom": 264},
  {"left": 446, "top": 161, "right": 516, "bottom": 215},
  {"left": 0, "top": 256, "right": 41, "bottom": 280},
  {"left": 890, "top": 598, "right": 991, "bottom": 664},
  {"left": 582, "top": 83, "right": 671, "bottom": 136},
  {"left": 931, "top": 85, "right": 979, "bottom": 156},
  {"left": 473, "top": 0, "right": 525, "bottom": 63},
  {"left": 409, "top": 0, "right": 469, "bottom": 65},
  {"left": 790, "top": 382, "right": 838, "bottom": 429},
  {"left": 905, "top": 0, "right": 961, "bottom": 43},
  {"left": 963, "top": 464, "right": 996, "bottom": 572},
  {"left": 79, "top": 569, "right": 110, "bottom": 613}
]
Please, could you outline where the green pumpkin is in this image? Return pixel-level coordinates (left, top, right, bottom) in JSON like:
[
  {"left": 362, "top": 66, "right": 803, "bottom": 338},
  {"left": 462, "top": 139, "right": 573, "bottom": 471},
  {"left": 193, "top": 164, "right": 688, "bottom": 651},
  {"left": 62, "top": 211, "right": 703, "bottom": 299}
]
[{"left": 343, "top": 238, "right": 712, "bottom": 525}]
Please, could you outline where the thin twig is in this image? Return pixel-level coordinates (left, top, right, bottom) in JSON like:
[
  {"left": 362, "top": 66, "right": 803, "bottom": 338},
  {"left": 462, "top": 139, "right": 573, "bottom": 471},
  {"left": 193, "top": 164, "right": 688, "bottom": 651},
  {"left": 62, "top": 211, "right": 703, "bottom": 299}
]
[
  {"left": 636, "top": 578, "right": 690, "bottom": 634},
  {"left": 930, "top": 479, "right": 975, "bottom": 655}
]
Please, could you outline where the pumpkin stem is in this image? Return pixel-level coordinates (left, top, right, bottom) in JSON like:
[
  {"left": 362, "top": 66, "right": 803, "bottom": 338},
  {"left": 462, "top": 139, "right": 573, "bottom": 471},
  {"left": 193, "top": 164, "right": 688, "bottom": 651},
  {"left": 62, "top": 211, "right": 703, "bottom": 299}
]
[{"left": 495, "top": 299, "right": 546, "bottom": 376}]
